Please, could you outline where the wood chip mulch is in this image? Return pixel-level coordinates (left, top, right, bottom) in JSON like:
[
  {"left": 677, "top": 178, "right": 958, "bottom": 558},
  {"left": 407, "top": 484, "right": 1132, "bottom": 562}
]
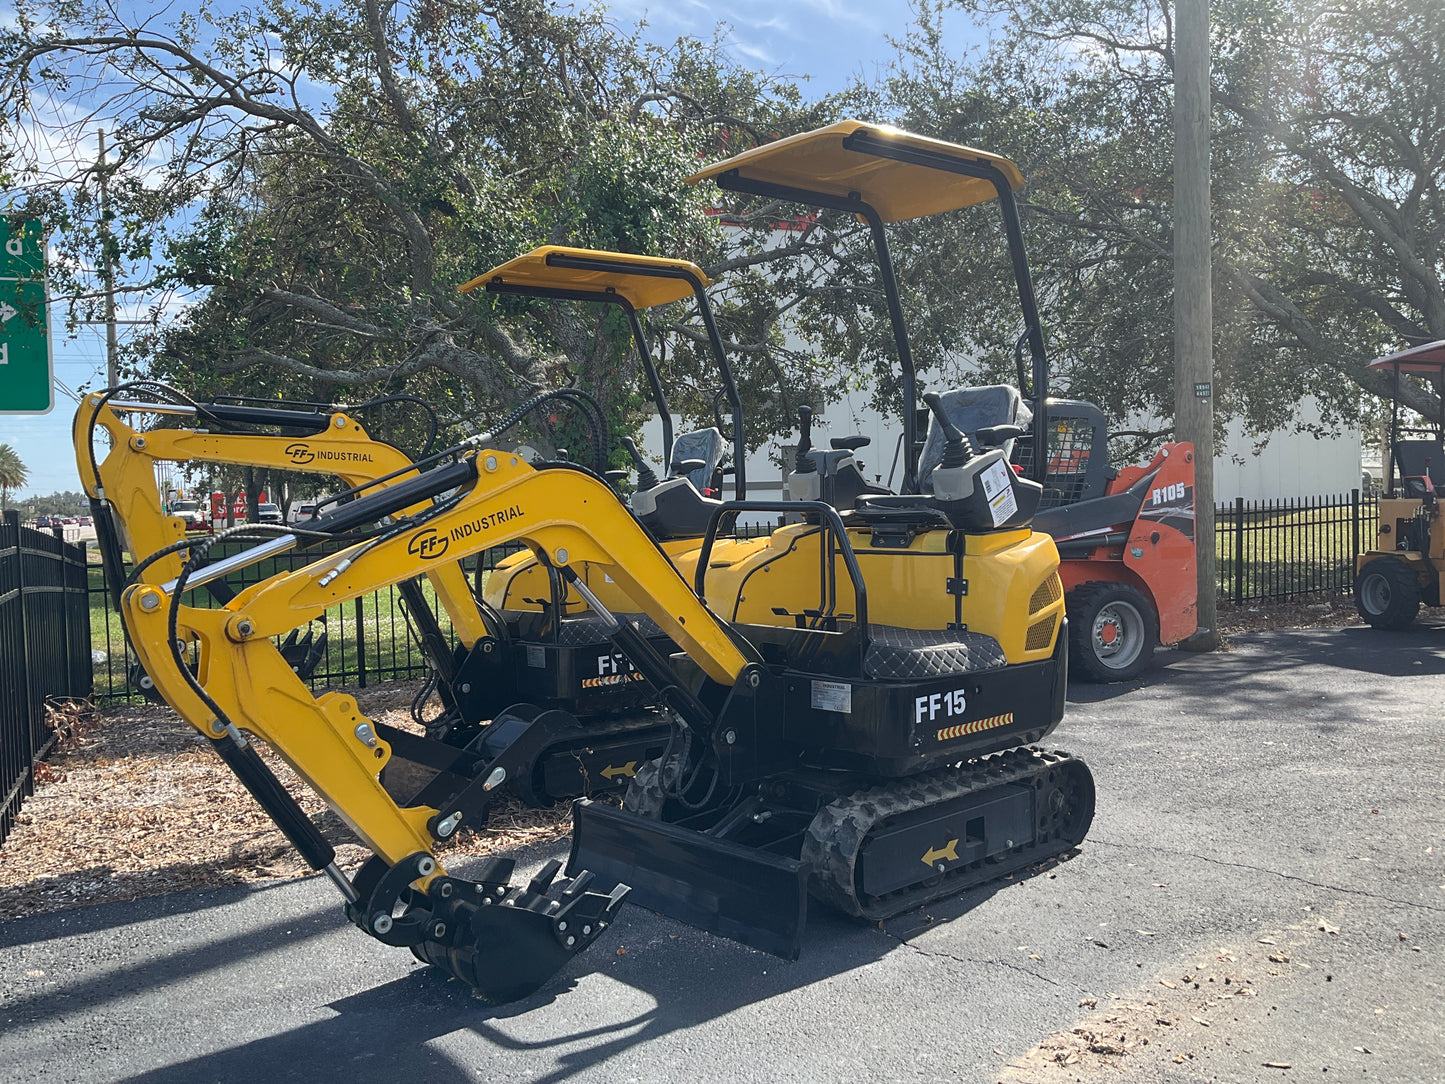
[{"left": 0, "top": 683, "right": 572, "bottom": 923}]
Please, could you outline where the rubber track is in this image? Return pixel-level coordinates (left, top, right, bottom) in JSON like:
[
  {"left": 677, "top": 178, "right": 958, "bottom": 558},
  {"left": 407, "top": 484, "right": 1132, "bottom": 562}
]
[{"left": 801, "top": 747, "right": 1094, "bottom": 920}]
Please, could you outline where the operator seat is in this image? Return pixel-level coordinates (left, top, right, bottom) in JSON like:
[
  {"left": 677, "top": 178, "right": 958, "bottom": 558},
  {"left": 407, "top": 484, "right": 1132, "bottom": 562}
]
[
  {"left": 917, "top": 385, "right": 1032, "bottom": 492},
  {"left": 852, "top": 387, "right": 1043, "bottom": 540},
  {"left": 1393, "top": 439, "right": 1444, "bottom": 497},
  {"left": 627, "top": 429, "right": 726, "bottom": 541},
  {"left": 789, "top": 409, "right": 891, "bottom": 513}
]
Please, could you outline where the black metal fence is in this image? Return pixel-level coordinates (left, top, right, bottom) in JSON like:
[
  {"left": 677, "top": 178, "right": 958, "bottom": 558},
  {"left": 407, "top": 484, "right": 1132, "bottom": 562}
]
[
  {"left": 89, "top": 537, "right": 528, "bottom": 705},
  {"left": 1216, "top": 490, "right": 1377, "bottom": 603},
  {"left": 77, "top": 496, "right": 1376, "bottom": 707},
  {"left": 1, "top": 511, "right": 92, "bottom": 847}
]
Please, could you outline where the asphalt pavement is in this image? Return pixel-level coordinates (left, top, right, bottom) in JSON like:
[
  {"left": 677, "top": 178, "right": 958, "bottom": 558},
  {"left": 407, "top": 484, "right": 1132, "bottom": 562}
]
[{"left": 1, "top": 626, "right": 1441, "bottom": 1083}]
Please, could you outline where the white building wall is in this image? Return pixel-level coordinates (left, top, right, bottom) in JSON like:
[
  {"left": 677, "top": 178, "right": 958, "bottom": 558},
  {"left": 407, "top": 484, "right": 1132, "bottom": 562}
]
[
  {"left": 642, "top": 393, "right": 1362, "bottom": 507},
  {"left": 1212, "top": 399, "right": 1362, "bottom": 502}
]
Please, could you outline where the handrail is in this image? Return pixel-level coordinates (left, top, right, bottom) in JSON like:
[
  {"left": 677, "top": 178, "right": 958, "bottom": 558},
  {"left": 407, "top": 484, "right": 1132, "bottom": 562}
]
[{"left": 693, "top": 501, "right": 870, "bottom": 663}]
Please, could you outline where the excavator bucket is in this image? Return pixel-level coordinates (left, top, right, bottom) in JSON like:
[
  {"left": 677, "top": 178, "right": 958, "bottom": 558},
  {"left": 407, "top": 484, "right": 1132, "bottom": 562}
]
[
  {"left": 279, "top": 624, "right": 329, "bottom": 679},
  {"left": 405, "top": 857, "right": 629, "bottom": 1003},
  {"left": 568, "top": 799, "right": 810, "bottom": 959}
]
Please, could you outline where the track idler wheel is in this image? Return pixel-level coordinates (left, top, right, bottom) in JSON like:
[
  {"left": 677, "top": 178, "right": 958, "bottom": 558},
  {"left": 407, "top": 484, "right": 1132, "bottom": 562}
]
[{"left": 350, "top": 854, "right": 628, "bottom": 1003}]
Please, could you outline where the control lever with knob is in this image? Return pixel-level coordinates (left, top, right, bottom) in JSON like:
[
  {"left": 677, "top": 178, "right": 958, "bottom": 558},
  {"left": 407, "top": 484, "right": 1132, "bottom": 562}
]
[
  {"left": 621, "top": 437, "right": 659, "bottom": 491},
  {"left": 922, "top": 392, "right": 976, "bottom": 468},
  {"left": 794, "top": 407, "right": 817, "bottom": 474}
]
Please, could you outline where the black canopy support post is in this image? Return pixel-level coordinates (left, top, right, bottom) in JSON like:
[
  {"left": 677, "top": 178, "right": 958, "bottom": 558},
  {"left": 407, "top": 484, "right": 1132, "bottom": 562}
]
[
  {"left": 1438, "top": 368, "right": 1444, "bottom": 445},
  {"left": 1389, "top": 365, "right": 1399, "bottom": 497},
  {"left": 686, "top": 277, "right": 747, "bottom": 500},
  {"left": 540, "top": 252, "right": 747, "bottom": 500},
  {"left": 484, "top": 278, "right": 676, "bottom": 476},
  {"left": 994, "top": 185, "right": 1051, "bottom": 486},
  {"left": 711, "top": 170, "right": 920, "bottom": 494},
  {"left": 625, "top": 306, "right": 673, "bottom": 469},
  {"left": 860, "top": 209, "right": 921, "bottom": 495},
  {"left": 834, "top": 130, "right": 1051, "bottom": 487}
]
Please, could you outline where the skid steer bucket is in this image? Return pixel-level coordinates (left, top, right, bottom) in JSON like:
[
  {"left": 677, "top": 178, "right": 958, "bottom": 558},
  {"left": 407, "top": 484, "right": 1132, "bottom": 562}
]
[{"left": 568, "top": 799, "right": 809, "bottom": 958}]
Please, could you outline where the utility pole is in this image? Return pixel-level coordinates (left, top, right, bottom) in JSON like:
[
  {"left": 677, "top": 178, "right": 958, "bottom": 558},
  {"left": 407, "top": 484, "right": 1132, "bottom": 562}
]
[
  {"left": 98, "top": 129, "right": 119, "bottom": 388},
  {"left": 1174, "top": 0, "right": 1219, "bottom": 650}
]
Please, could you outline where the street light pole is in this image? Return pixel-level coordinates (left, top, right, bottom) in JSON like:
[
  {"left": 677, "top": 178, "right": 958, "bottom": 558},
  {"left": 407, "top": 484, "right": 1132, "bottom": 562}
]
[
  {"left": 98, "top": 128, "right": 119, "bottom": 389},
  {"left": 1174, "top": 0, "right": 1220, "bottom": 650}
]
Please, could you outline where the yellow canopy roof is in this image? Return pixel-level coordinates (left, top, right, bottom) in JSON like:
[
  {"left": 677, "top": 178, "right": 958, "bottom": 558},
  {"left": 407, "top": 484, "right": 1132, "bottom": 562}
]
[
  {"left": 459, "top": 246, "right": 711, "bottom": 309},
  {"left": 685, "top": 120, "right": 1025, "bottom": 223}
]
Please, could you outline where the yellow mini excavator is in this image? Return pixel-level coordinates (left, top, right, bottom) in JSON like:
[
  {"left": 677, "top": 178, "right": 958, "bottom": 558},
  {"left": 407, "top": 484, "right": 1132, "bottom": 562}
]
[
  {"left": 75, "top": 377, "right": 687, "bottom": 807},
  {"left": 90, "top": 122, "right": 1095, "bottom": 1005}
]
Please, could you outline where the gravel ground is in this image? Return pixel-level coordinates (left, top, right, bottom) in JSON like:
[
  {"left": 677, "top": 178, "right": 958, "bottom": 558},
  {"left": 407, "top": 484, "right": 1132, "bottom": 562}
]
[{"left": 0, "top": 681, "right": 571, "bottom": 922}]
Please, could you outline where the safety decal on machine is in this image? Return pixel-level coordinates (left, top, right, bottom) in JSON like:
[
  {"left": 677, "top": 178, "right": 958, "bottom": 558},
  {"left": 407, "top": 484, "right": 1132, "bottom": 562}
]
[
  {"left": 581, "top": 672, "right": 645, "bottom": 689},
  {"left": 525, "top": 644, "right": 546, "bottom": 669},
  {"left": 936, "top": 712, "right": 1013, "bottom": 743},
  {"left": 980, "top": 459, "right": 1018, "bottom": 526},
  {"left": 811, "top": 679, "right": 852, "bottom": 714}
]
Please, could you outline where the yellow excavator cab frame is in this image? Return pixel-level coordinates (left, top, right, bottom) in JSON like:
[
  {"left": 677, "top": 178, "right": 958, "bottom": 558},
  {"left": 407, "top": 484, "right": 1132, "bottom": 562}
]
[
  {"left": 459, "top": 245, "right": 713, "bottom": 307},
  {"left": 685, "top": 120, "right": 1025, "bottom": 223}
]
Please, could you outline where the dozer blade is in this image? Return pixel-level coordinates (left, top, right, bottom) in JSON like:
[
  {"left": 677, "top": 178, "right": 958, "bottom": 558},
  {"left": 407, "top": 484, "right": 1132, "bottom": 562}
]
[{"left": 568, "top": 799, "right": 809, "bottom": 959}]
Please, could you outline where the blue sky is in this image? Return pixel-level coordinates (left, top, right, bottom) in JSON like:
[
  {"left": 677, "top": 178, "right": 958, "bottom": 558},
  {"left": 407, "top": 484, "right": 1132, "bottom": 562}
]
[{"left": 2, "top": 0, "right": 987, "bottom": 500}]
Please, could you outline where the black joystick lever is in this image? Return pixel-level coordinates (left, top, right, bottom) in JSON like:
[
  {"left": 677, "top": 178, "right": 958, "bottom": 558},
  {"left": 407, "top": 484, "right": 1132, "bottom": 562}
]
[
  {"left": 794, "top": 406, "right": 817, "bottom": 474},
  {"left": 922, "top": 393, "right": 975, "bottom": 468},
  {"left": 621, "top": 437, "right": 659, "bottom": 491}
]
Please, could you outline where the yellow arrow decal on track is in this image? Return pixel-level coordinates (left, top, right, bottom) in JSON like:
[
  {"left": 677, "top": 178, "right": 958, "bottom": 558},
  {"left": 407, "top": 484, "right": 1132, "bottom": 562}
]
[
  {"left": 921, "top": 840, "right": 960, "bottom": 866},
  {"left": 600, "top": 761, "right": 638, "bottom": 781}
]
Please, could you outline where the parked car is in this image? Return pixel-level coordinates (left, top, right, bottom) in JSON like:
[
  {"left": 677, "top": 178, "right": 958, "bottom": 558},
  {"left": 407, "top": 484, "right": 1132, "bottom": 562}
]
[
  {"left": 256, "top": 502, "right": 284, "bottom": 525},
  {"left": 170, "top": 499, "right": 210, "bottom": 532},
  {"left": 34, "top": 514, "right": 53, "bottom": 529},
  {"left": 288, "top": 498, "right": 333, "bottom": 524}
]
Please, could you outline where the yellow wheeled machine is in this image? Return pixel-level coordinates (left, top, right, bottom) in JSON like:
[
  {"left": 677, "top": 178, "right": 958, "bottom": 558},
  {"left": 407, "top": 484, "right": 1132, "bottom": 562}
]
[{"left": 1354, "top": 340, "right": 1445, "bottom": 627}]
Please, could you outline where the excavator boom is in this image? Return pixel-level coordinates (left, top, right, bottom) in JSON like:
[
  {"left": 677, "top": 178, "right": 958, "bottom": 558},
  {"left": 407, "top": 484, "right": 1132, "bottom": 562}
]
[{"left": 117, "top": 449, "right": 758, "bottom": 1000}]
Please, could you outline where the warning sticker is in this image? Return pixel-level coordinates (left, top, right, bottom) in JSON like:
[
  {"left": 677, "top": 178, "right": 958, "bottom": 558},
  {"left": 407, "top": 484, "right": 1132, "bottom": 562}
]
[
  {"left": 811, "top": 679, "right": 852, "bottom": 714},
  {"left": 979, "top": 459, "right": 1018, "bottom": 527},
  {"left": 525, "top": 644, "right": 546, "bottom": 669}
]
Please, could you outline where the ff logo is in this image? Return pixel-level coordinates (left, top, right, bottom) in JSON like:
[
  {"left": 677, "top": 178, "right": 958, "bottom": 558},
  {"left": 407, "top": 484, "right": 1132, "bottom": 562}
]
[
  {"left": 597, "top": 651, "right": 637, "bottom": 677},
  {"left": 285, "top": 442, "right": 315, "bottom": 465},
  {"left": 407, "top": 528, "right": 450, "bottom": 560}
]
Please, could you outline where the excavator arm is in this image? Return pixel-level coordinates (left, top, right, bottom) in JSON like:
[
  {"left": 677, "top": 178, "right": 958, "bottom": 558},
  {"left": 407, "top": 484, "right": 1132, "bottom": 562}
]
[
  {"left": 118, "top": 449, "right": 756, "bottom": 1001},
  {"left": 74, "top": 391, "right": 489, "bottom": 647}
]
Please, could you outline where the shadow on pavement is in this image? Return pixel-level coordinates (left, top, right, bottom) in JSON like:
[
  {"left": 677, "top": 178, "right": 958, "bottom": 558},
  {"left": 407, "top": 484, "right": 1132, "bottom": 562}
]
[
  {"left": 2, "top": 892, "right": 345, "bottom": 1031},
  {"left": 102, "top": 863, "right": 1069, "bottom": 1082},
  {"left": 0, "top": 869, "right": 312, "bottom": 949},
  {"left": 1234, "top": 623, "right": 1445, "bottom": 677}
]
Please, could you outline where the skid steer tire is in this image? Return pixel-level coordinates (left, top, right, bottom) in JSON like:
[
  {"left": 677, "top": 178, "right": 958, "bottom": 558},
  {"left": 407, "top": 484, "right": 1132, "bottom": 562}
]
[
  {"left": 1354, "top": 558, "right": 1420, "bottom": 629},
  {"left": 1067, "top": 581, "right": 1159, "bottom": 683}
]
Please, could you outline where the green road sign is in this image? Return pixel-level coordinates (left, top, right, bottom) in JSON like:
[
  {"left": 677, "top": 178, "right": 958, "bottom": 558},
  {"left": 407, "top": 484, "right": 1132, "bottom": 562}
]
[
  {"left": 0, "top": 218, "right": 52, "bottom": 415},
  {"left": 0, "top": 219, "right": 45, "bottom": 280}
]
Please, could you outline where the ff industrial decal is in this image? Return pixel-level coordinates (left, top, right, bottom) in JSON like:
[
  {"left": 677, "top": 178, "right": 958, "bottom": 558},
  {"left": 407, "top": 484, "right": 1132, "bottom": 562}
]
[
  {"left": 408, "top": 504, "right": 526, "bottom": 560},
  {"left": 284, "top": 442, "right": 374, "bottom": 465}
]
